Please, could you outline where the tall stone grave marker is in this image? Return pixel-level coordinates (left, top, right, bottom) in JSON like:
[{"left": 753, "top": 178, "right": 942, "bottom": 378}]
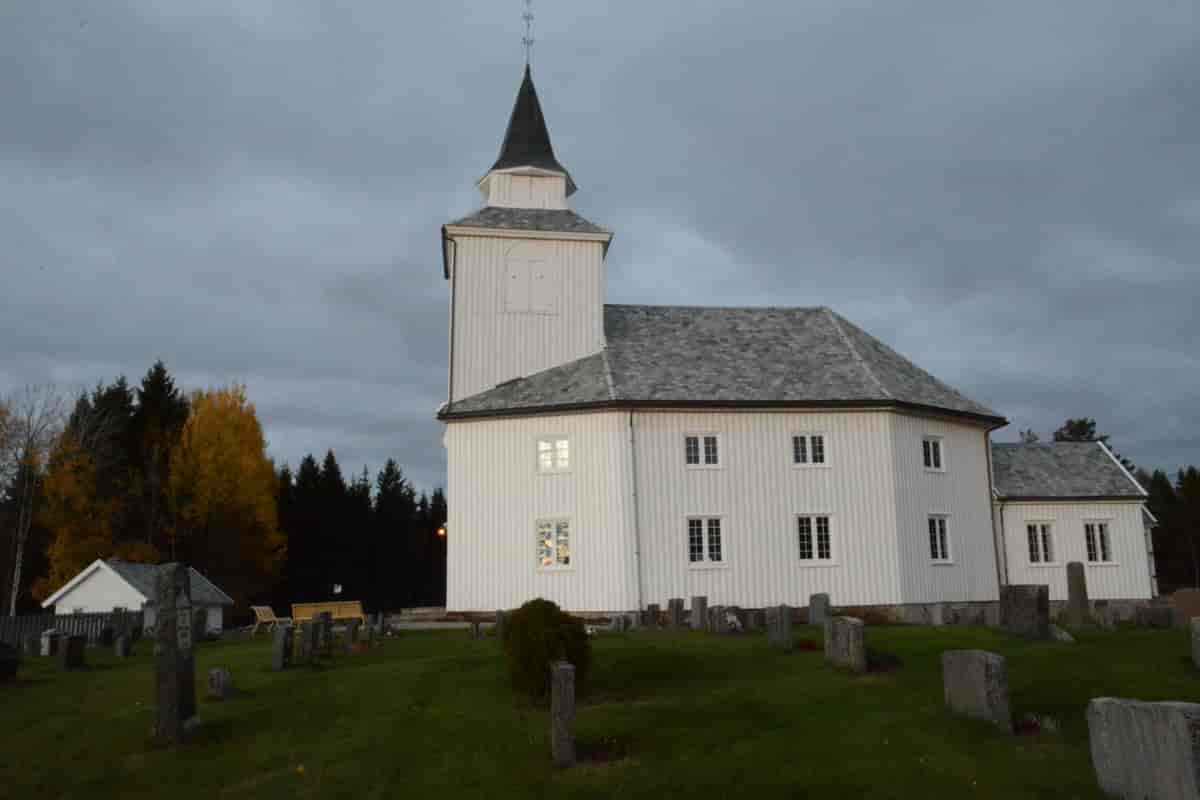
[
  {"left": 998, "top": 585, "right": 1050, "bottom": 639},
  {"left": 1064, "top": 562, "right": 1090, "bottom": 627},
  {"left": 644, "top": 604, "right": 660, "bottom": 630},
  {"left": 667, "top": 598, "right": 685, "bottom": 630},
  {"left": 316, "top": 611, "right": 334, "bottom": 657},
  {"left": 942, "top": 650, "right": 1012, "bottom": 733},
  {"left": 767, "top": 605, "right": 794, "bottom": 651},
  {"left": 272, "top": 624, "right": 294, "bottom": 671},
  {"left": 550, "top": 661, "right": 576, "bottom": 768},
  {"left": 690, "top": 596, "right": 708, "bottom": 632},
  {"left": 153, "top": 563, "right": 197, "bottom": 746},
  {"left": 1088, "top": 698, "right": 1200, "bottom": 799},
  {"left": 809, "top": 593, "right": 831, "bottom": 627},
  {"left": 297, "top": 622, "right": 316, "bottom": 666},
  {"left": 57, "top": 635, "right": 86, "bottom": 670},
  {"left": 824, "top": 617, "right": 866, "bottom": 673}
]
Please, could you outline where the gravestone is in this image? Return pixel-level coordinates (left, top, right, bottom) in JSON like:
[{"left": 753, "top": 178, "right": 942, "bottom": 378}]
[
  {"left": 22, "top": 634, "right": 40, "bottom": 658},
  {"left": 708, "top": 605, "right": 725, "bottom": 634},
  {"left": 667, "top": 598, "right": 685, "bottom": 630},
  {"left": 207, "top": 668, "right": 233, "bottom": 700},
  {"left": 942, "top": 650, "right": 1012, "bottom": 733},
  {"left": 690, "top": 596, "right": 708, "bottom": 632},
  {"left": 57, "top": 635, "right": 86, "bottom": 671},
  {"left": 1171, "top": 589, "right": 1200, "bottom": 629},
  {"left": 1135, "top": 605, "right": 1175, "bottom": 629},
  {"left": 153, "top": 563, "right": 197, "bottom": 746},
  {"left": 0, "top": 642, "right": 17, "bottom": 683},
  {"left": 998, "top": 585, "right": 1050, "bottom": 639},
  {"left": 316, "top": 612, "right": 334, "bottom": 657},
  {"left": 550, "top": 661, "right": 576, "bottom": 768},
  {"left": 364, "top": 622, "right": 376, "bottom": 649},
  {"left": 345, "top": 619, "right": 360, "bottom": 653},
  {"left": 192, "top": 608, "right": 207, "bottom": 643},
  {"left": 1093, "top": 600, "right": 1118, "bottom": 630},
  {"left": 824, "top": 617, "right": 866, "bottom": 673},
  {"left": 297, "top": 622, "right": 315, "bottom": 666},
  {"left": 809, "top": 593, "right": 831, "bottom": 627},
  {"left": 376, "top": 612, "right": 388, "bottom": 636},
  {"left": 115, "top": 635, "right": 132, "bottom": 658},
  {"left": 1064, "top": 562, "right": 1090, "bottom": 627},
  {"left": 1088, "top": 698, "right": 1200, "bottom": 799},
  {"left": 272, "top": 625, "right": 293, "bottom": 671},
  {"left": 98, "top": 626, "right": 115, "bottom": 647},
  {"left": 40, "top": 630, "right": 61, "bottom": 657},
  {"left": 767, "top": 605, "right": 794, "bottom": 652},
  {"left": 469, "top": 621, "right": 483, "bottom": 640},
  {"left": 746, "top": 609, "right": 766, "bottom": 632},
  {"left": 1192, "top": 619, "right": 1200, "bottom": 671},
  {"left": 608, "top": 614, "right": 629, "bottom": 633},
  {"left": 644, "top": 604, "right": 660, "bottom": 630},
  {"left": 495, "top": 610, "right": 509, "bottom": 641}
]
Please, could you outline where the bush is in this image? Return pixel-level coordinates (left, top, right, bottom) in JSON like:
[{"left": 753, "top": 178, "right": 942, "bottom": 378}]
[{"left": 503, "top": 598, "right": 591, "bottom": 705}]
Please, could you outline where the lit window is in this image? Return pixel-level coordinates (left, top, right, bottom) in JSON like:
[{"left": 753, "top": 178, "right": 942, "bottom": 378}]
[
  {"left": 685, "top": 434, "right": 720, "bottom": 467},
  {"left": 1085, "top": 522, "right": 1112, "bottom": 563},
  {"left": 922, "top": 437, "right": 943, "bottom": 470},
  {"left": 687, "top": 517, "right": 723, "bottom": 564},
  {"left": 792, "top": 434, "right": 827, "bottom": 466},
  {"left": 797, "top": 515, "right": 834, "bottom": 562},
  {"left": 537, "top": 519, "right": 570, "bottom": 568},
  {"left": 928, "top": 516, "right": 951, "bottom": 562},
  {"left": 1026, "top": 523, "right": 1054, "bottom": 564},
  {"left": 536, "top": 438, "right": 569, "bottom": 473}
]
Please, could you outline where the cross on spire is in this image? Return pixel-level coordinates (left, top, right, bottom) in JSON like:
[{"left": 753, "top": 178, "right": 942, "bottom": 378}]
[{"left": 522, "top": 0, "right": 534, "bottom": 65}]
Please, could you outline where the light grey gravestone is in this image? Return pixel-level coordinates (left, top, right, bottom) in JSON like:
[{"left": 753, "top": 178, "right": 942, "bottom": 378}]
[
  {"left": 644, "top": 604, "right": 660, "bottom": 630},
  {"left": 316, "top": 612, "right": 334, "bottom": 657},
  {"left": 272, "top": 625, "right": 293, "bottom": 671},
  {"left": 824, "top": 617, "right": 867, "bottom": 674},
  {"left": 1048, "top": 624, "right": 1076, "bottom": 643},
  {"left": 57, "top": 635, "right": 86, "bottom": 671},
  {"left": 767, "top": 605, "right": 794, "bottom": 652},
  {"left": 1192, "top": 619, "right": 1200, "bottom": 671},
  {"left": 114, "top": 635, "right": 132, "bottom": 659},
  {"left": 998, "top": 585, "right": 1050, "bottom": 639},
  {"left": 809, "top": 593, "right": 831, "bottom": 627},
  {"left": 1135, "top": 605, "right": 1175, "bottom": 629},
  {"left": 153, "top": 563, "right": 197, "bottom": 746},
  {"left": 690, "top": 596, "right": 708, "bottom": 632},
  {"left": 550, "top": 661, "right": 576, "bottom": 768},
  {"left": 1088, "top": 697, "right": 1200, "bottom": 800},
  {"left": 667, "top": 598, "right": 685, "bottom": 630},
  {"left": 1064, "top": 562, "right": 1090, "bottom": 627},
  {"left": 207, "top": 668, "right": 233, "bottom": 700},
  {"left": 40, "top": 630, "right": 61, "bottom": 657},
  {"left": 608, "top": 614, "right": 628, "bottom": 633},
  {"left": 941, "top": 650, "right": 1013, "bottom": 734},
  {"left": 495, "top": 610, "right": 509, "bottom": 641}
]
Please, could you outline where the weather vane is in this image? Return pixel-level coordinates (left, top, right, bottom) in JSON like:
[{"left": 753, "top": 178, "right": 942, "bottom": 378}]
[{"left": 522, "top": 0, "right": 535, "bottom": 65}]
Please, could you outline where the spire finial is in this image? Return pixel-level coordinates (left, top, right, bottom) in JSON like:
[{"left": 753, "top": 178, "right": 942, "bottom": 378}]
[{"left": 522, "top": 0, "right": 534, "bottom": 66}]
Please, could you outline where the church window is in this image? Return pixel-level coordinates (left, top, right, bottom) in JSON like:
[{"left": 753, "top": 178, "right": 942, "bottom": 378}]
[
  {"left": 688, "top": 517, "right": 723, "bottom": 564},
  {"left": 537, "top": 518, "right": 571, "bottom": 568},
  {"left": 1026, "top": 522, "right": 1054, "bottom": 564},
  {"left": 685, "top": 434, "right": 720, "bottom": 467},
  {"left": 536, "top": 437, "right": 570, "bottom": 473},
  {"left": 792, "top": 434, "right": 827, "bottom": 466},
  {"left": 1085, "top": 521, "right": 1112, "bottom": 563},
  {"left": 797, "top": 515, "right": 834, "bottom": 562},
  {"left": 928, "top": 516, "right": 951, "bottom": 563},
  {"left": 922, "top": 436, "right": 944, "bottom": 471}
]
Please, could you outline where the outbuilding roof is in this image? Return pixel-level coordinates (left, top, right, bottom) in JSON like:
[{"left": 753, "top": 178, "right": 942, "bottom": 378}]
[
  {"left": 442, "top": 305, "right": 1004, "bottom": 424},
  {"left": 992, "top": 442, "right": 1145, "bottom": 500},
  {"left": 104, "top": 559, "right": 234, "bottom": 606}
]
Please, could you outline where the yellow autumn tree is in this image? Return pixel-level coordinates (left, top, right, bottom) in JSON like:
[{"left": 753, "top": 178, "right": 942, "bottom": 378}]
[{"left": 168, "top": 384, "right": 285, "bottom": 605}]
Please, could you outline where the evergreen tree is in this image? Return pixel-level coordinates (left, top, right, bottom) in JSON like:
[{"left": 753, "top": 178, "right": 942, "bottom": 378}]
[
  {"left": 374, "top": 459, "right": 415, "bottom": 610},
  {"left": 289, "top": 454, "right": 323, "bottom": 602},
  {"left": 317, "top": 450, "right": 348, "bottom": 597},
  {"left": 129, "top": 361, "right": 189, "bottom": 551}
]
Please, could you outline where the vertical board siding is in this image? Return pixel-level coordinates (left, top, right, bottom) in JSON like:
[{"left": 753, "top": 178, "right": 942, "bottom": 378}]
[
  {"left": 631, "top": 410, "right": 904, "bottom": 609},
  {"left": 890, "top": 416, "right": 999, "bottom": 603},
  {"left": 450, "top": 236, "right": 604, "bottom": 402},
  {"left": 445, "top": 412, "right": 636, "bottom": 613},
  {"left": 484, "top": 173, "right": 568, "bottom": 209},
  {"left": 998, "top": 501, "right": 1154, "bottom": 600}
]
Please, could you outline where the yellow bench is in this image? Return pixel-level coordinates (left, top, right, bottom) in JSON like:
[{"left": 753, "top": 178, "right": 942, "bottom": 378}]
[
  {"left": 291, "top": 600, "right": 367, "bottom": 626},
  {"left": 250, "top": 605, "right": 292, "bottom": 635}
]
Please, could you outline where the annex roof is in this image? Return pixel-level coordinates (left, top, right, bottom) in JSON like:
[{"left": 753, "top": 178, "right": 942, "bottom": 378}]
[
  {"left": 441, "top": 305, "right": 1004, "bottom": 425},
  {"left": 992, "top": 441, "right": 1146, "bottom": 501}
]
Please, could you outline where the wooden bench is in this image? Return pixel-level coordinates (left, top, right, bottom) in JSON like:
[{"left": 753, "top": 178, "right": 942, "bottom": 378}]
[
  {"left": 250, "top": 605, "right": 292, "bottom": 635},
  {"left": 291, "top": 600, "right": 367, "bottom": 626}
]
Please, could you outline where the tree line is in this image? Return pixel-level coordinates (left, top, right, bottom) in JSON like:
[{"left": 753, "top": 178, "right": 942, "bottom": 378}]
[{"left": 0, "top": 362, "right": 446, "bottom": 617}]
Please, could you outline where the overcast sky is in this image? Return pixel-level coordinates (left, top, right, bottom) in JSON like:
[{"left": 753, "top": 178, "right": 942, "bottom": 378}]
[{"left": 3, "top": 1, "right": 1198, "bottom": 491}]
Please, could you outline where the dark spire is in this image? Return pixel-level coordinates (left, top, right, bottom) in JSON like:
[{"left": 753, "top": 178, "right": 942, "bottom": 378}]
[{"left": 490, "top": 65, "right": 576, "bottom": 195}]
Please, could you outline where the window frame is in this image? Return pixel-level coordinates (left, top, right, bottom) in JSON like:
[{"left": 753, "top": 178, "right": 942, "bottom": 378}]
[
  {"left": 791, "top": 432, "right": 830, "bottom": 469},
  {"left": 927, "top": 514, "right": 953, "bottom": 564},
  {"left": 686, "top": 514, "right": 727, "bottom": 568},
  {"left": 534, "top": 436, "right": 572, "bottom": 475},
  {"left": 535, "top": 516, "right": 573, "bottom": 571},
  {"left": 922, "top": 435, "right": 945, "bottom": 472},
  {"left": 1025, "top": 521, "right": 1057, "bottom": 566},
  {"left": 795, "top": 512, "right": 838, "bottom": 566},
  {"left": 684, "top": 432, "right": 722, "bottom": 470},
  {"left": 1084, "top": 519, "right": 1118, "bottom": 565}
]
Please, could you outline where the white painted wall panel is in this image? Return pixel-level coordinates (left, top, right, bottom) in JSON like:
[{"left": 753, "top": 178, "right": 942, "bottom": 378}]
[
  {"left": 890, "top": 415, "right": 999, "bottom": 603},
  {"left": 997, "top": 500, "right": 1154, "bottom": 600},
  {"left": 444, "top": 412, "right": 636, "bottom": 613},
  {"left": 449, "top": 236, "right": 604, "bottom": 402},
  {"left": 483, "top": 173, "right": 568, "bottom": 209},
  {"left": 53, "top": 565, "right": 147, "bottom": 614}
]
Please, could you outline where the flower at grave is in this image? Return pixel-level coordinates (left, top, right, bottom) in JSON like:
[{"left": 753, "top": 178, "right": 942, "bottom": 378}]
[{"left": 296, "top": 765, "right": 305, "bottom": 775}]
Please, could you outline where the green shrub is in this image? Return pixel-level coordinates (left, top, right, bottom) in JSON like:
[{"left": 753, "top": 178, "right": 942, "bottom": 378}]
[{"left": 503, "top": 598, "right": 591, "bottom": 704}]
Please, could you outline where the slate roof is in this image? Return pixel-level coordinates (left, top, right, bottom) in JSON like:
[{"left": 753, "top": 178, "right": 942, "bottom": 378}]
[
  {"left": 105, "top": 559, "right": 235, "bottom": 606},
  {"left": 446, "top": 207, "right": 609, "bottom": 236},
  {"left": 442, "top": 305, "right": 1003, "bottom": 423},
  {"left": 489, "top": 65, "right": 576, "bottom": 195},
  {"left": 992, "top": 442, "right": 1145, "bottom": 500}
]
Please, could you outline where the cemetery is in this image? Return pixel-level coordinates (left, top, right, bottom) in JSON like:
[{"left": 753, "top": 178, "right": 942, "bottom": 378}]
[{"left": 2, "top": 581, "right": 1200, "bottom": 798}]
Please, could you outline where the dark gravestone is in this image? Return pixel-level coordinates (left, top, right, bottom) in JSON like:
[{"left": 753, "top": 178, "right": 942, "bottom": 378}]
[
  {"left": 746, "top": 609, "right": 766, "bottom": 632},
  {"left": 469, "top": 621, "right": 484, "bottom": 640},
  {"left": 767, "top": 605, "right": 794, "bottom": 651},
  {"left": 495, "top": 610, "right": 509, "bottom": 641},
  {"left": 667, "top": 598, "right": 685, "bottom": 630},
  {"left": 297, "top": 622, "right": 316, "bottom": 666},
  {"left": 942, "top": 650, "right": 1013, "bottom": 734},
  {"left": 999, "top": 585, "right": 1050, "bottom": 639},
  {"left": 193, "top": 608, "right": 207, "bottom": 643},
  {"left": 344, "top": 619, "right": 360, "bottom": 654},
  {"left": 207, "top": 668, "right": 232, "bottom": 700},
  {"left": 40, "top": 630, "right": 61, "bottom": 657},
  {"left": 1135, "top": 605, "right": 1175, "bottom": 629},
  {"left": 550, "top": 661, "right": 576, "bottom": 768},
  {"left": 272, "top": 625, "right": 294, "bottom": 671},
  {"left": 114, "top": 635, "right": 132, "bottom": 658},
  {"left": 153, "top": 563, "right": 197, "bottom": 746},
  {"left": 316, "top": 612, "right": 334, "bottom": 657},
  {"left": 57, "top": 635, "right": 86, "bottom": 671},
  {"left": 98, "top": 626, "right": 115, "bottom": 647},
  {"left": 1088, "top": 698, "right": 1200, "bottom": 799},
  {"left": 0, "top": 642, "right": 17, "bottom": 683},
  {"left": 364, "top": 623, "right": 376, "bottom": 649},
  {"left": 690, "top": 596, "right": 708, "bottom": 632},
  {"left": 709, "top": 605, "right": 727, "bottom": 634},
  {"left": 644, "top": 604, "right": 660, "bottom": 630},
  {"left": 1064, "top": 562, "right": 1090, "bottom": 627},
  {"left": 824, "top": 617, "right": 866, "bottom": 673},
  {"left": 22, "top": 634, "right": 40, "bottom": 658},
  {"left": 809, "top": 593, "right": 832, "bottom": 627}
]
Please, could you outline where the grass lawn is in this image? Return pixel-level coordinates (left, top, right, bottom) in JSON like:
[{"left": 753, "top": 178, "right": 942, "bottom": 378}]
[{"left": 2, "top": 624, "right": 1196, "bottom": 799}]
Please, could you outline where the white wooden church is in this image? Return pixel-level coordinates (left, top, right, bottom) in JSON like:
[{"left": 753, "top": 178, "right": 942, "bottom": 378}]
[{"left": 437, "top": 66, "right": 1156, "bottom": 616}]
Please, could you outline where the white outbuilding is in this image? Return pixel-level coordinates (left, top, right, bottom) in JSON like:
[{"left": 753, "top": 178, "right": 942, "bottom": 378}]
[{"left": 40, "top": 558, "right": 234, "bottom": 635}]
